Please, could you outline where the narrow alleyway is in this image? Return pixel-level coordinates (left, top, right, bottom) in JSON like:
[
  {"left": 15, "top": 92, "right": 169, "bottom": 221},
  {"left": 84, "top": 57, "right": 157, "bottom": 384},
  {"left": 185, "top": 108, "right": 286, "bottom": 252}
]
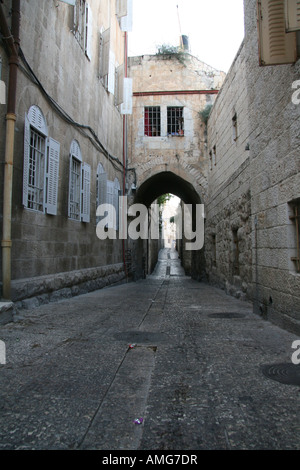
[{"left": 0, "top": 248, "right": 299, "bottom": 450}]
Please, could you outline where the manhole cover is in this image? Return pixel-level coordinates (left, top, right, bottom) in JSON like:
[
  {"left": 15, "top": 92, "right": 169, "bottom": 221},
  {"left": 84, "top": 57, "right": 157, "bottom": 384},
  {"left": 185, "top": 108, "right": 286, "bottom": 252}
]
[
  {"left": 114, "top": 331, "right": 166, "bottom": 344},
  {"left": 208, "top": 312, "right": 246, "bottom": 319},
  {"left": 260, "top": 363, "right": 300, "bottom": 386}
]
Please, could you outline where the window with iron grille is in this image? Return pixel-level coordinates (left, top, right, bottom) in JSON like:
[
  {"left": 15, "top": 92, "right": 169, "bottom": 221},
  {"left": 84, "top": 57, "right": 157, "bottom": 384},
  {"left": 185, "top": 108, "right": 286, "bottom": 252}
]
[
  {"left": 167, "top": 107, "right": 184, "bottom": 136},
  {"left": 73, "top": 0, "right": 92, "bottom": 59},
  {"left": 27, "top": 128, "right": 46, "bottom": 212},
  {"left": 289, "top": 199, "right": 300, "bottom": 273},
  {"left": 144, "top": 107, "right": 161, "bottom": 136},
  {"left": 23, "top": 105, "right": 60, "bottom": 215},
  {"left": 69, "top": 157, "right": 81, "bottom": 221}
]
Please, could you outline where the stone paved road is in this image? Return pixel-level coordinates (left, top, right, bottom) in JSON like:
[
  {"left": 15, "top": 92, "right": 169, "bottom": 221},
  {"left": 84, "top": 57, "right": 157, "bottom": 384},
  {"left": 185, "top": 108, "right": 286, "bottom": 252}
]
[{"left": 0, "top": 248, "right": 299, "bottom": 450}]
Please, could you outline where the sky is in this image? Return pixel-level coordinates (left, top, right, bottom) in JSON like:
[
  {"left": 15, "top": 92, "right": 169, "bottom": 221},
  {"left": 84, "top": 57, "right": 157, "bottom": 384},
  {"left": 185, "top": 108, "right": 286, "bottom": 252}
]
[{"left": 128, "top": 0, "right": 245, "bottom": 73}]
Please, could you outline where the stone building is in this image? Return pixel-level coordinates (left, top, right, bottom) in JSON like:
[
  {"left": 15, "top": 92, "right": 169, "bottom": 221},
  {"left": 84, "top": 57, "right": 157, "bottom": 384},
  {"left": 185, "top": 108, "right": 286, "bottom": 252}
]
[
  {"left": 127, "top": 0, "right": 300, "bottom": 335},
  {"left": 0, "top": 0, "right": 133, "bottom": 309},
  {"left": 206, "top": 0, "right": 300, "bottom": 335},
  {"left": 127, "top": 52, "right": 225, "bottom": 277},
  {"left": 0, "top": 0, "right": 299, "bottom": 337}
]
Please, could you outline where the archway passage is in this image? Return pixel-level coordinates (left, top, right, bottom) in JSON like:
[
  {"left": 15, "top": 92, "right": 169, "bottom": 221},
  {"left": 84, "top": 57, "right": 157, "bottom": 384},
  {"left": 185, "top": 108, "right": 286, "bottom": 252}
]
[
  {"left": 131, "top": 171, "right": 206, "bottom": 281},
  {"left": 134, "top": 171, "right": 202, "bottom": 207}
]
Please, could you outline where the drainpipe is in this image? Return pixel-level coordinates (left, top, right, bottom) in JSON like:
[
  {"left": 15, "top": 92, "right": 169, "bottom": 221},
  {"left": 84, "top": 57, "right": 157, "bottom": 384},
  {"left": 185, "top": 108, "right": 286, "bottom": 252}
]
[
  {"left": 122, "top": 31, "right": 128, "bottom": 280},
  {"left": 0, "top": 0, "right": 20, "bottom": 300}
]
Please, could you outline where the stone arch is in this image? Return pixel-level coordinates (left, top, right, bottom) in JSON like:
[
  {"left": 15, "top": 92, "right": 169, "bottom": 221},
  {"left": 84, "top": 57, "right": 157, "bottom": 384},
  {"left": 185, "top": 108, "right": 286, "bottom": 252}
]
[
  {"left": 131, "top": 169, "right": 206, "bottom": 282},
  {"left": 134, "top": 163, "right": 205, "bottom": 207}
]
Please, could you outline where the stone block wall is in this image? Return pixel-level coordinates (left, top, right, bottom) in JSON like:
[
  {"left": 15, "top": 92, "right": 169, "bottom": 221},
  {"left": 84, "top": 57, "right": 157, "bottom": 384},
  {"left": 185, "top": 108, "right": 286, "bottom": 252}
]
[
  {"left": 0, "top": 0, "right": 127, "bottom": 303},
  {"left": 244, "top": 0, "right": 300, "bottom": 334},
  {"left": 206, "top": 42, "right": 252, "bottom": 300},
  {"left": 206, "top": 0, "right": 300, "bottom": 335}
]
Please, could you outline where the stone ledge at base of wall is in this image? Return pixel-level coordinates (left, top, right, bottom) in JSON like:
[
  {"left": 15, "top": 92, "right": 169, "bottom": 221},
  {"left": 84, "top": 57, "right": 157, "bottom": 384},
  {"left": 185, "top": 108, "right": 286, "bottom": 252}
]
[
  {"left": 6, "top": 264, "right": 126, "bottom": 313},
  {"left": 207, "top": 271, "right": 252, "bottom": 303},
  {"left": 0, "top": 302, "right": 17, "bottom": 325}
]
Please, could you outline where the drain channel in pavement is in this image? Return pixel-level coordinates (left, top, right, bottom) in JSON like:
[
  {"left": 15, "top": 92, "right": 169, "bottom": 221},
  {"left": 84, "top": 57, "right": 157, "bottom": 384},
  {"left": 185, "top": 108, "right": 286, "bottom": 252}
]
[
  {"left": 208, "top": 312, "right": 246, "bottom": 319},
  {"left": 260, "top": 363, "right": 300, "bottom": 386}
]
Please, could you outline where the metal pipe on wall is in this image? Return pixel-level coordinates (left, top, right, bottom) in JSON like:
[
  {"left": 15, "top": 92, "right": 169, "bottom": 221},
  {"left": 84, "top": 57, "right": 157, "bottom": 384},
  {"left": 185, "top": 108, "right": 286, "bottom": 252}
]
[{"left": 0, "top": 0, "right": 20, "bottom": 300}]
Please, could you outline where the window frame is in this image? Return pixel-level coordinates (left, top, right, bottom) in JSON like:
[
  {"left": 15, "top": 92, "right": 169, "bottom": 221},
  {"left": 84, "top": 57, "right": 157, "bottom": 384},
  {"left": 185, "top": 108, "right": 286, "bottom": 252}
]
[
  {"left": 167, "top": 106, "right": 184, "bottom": 136},
  {"left": 68, "top": 140, "right": 90, "bottom": 223},
  {"left": 289, "top": 199, "right": 300, "bottom": 273},
  {"left": 23, "top": 106, "right": 60, "bottom": 215},
  {"left": 144, "top": 106, "right": 161, "bottom": 137},
  {"left": 73, "top": 0, "right": 92, "bottom": 60}
]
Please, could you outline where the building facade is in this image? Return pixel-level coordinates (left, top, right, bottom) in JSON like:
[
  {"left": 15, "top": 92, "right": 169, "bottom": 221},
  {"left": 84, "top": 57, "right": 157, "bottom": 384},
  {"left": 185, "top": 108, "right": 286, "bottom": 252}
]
[
  {"left": 127, "top": 52, "right": 225, "bottom": 277},
  {"left": 206, "top": 0, "right": 300, "bottom": 335},
  {"left": 0, "top": 0, "right": 132, "bottom": 308}
]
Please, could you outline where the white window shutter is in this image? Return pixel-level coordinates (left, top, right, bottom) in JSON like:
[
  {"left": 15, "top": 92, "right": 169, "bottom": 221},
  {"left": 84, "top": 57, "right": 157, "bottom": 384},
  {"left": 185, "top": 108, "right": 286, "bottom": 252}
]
[
  {"left": 106, "top": 180, "right": 115, "bottom": 229},
  {"left": 85, "top": 2, "right": 93, "bottom": 60},
  {"left": 116, "top": 0, "right": 127, "bottom": 18},
  {"left": 121, "top": 78, "right": 133, "bottom": 114},
  {"left": 23, "top": 113, "right": 30, "bottom": 207},
  {"left": 121, "top": 0, "right": 133, "bottom": 32},
  {"left": 108, "top": 50, "right": 115, "bottom": 94},
  {"left": 81, "top": 162, "right": 91, "bottom": 223},
  {"left": 115, "top": 64, "right": 124, "bottom": 106},
  {"left": 46, "top": 137, "right": 60, "bottom": 216},
  {"left": 285, "top": 0, "right": 300, "bottom": 31},
  {"left": 100, "top": 28, "right": 110, "bottom": 79},
  {"left": 68, "top": 155, "right": 73, "bottom": 218},
  {"left": 258, "top": 0, "right": 297, "bottom": 65}
]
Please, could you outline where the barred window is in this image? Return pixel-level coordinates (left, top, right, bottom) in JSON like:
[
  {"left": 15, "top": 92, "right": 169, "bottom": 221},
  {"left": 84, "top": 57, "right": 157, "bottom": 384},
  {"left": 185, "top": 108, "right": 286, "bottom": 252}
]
[
  {"left": 73, "top": 0, "right": 92, "bottom": 60},
  {"left": 68, "top": 140, "right": 91, "bottom": 223},
  {"left": 69, "top": 157, "right": 81, "bottom": 220},
  {"left": 23, "top": 105, "right": 60, "bottom": 215},
  {"left": 144, "top": 107, "right": 161, "bottom": 136},
  {"left": 167, "top": 107, "right": 184, "bottom": 136},
  {"left": 289, "top": 200, "right": 300, "bottom": 273},
  {"left": 28, "top": 128, "right": 46, "bottom": 212}
]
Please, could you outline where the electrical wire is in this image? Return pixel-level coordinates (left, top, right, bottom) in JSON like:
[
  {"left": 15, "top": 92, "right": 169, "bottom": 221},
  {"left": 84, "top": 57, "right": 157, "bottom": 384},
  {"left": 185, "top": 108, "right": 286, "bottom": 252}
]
[{"left": 18, "top": 46, "right": 137, "bottom": 180}]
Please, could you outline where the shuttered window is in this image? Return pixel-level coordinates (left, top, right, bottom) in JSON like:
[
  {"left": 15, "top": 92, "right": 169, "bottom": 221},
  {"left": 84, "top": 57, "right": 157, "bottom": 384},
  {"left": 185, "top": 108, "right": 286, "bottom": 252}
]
[
  {"left": 106, "top": 180, "right": 116, "bottom": 229},
  {"left": 46, "top": 138, "right": 60, "bottom": 216},
  {"left": 69, "top": 156, "right": 81, "bottom": 220},
  {"left": 100, "top": 28, "right": 111, "bottom": 89},
  {"left": 257, "top": 0, "right": 297, "bottom": 65},
  {"left": 68, "top": 140, "right": 90, "bottom": 222},
  {"left": 81, "top": 162, "right": 91, "bottom": 223},
  {"left": 116, "top": 0, "right": 127, "bottom": 18},
  {"left": 108, "top": 50, "right": 115, "bottom": 95},
  {"left": 23, "top": 106, "right": 60, "bottom": 215},
  {"left": 121, "top": 78, "right": 133, "bottom": 114},
  {"left": 115, "top": 64, "right": 124, "bottom": 106},
  {"left": 285, "top": 0, "right": 300, "bottom": 31},
  {"left": 73, "top": 0, "right": 92, "bottom": 59},
  {"left": 120, "top": 0, "right": 133, "bottom": 32}
]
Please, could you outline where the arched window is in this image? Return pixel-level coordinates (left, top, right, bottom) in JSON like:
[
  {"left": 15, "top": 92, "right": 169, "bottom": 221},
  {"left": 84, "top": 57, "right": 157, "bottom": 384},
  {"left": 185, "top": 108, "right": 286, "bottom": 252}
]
[
  {"left": 68, "top": 140, "right": 90, "bottom": 222},
  {"left": 23, "top": 105, "right": 60, "bottom": 215}
]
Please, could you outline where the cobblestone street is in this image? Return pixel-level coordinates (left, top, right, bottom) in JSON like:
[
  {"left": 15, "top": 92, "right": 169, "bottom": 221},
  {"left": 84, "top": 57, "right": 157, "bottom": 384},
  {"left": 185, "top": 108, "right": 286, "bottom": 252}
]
[{"left": 0, "top": 248, "right": 299, "bottom": 450}]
